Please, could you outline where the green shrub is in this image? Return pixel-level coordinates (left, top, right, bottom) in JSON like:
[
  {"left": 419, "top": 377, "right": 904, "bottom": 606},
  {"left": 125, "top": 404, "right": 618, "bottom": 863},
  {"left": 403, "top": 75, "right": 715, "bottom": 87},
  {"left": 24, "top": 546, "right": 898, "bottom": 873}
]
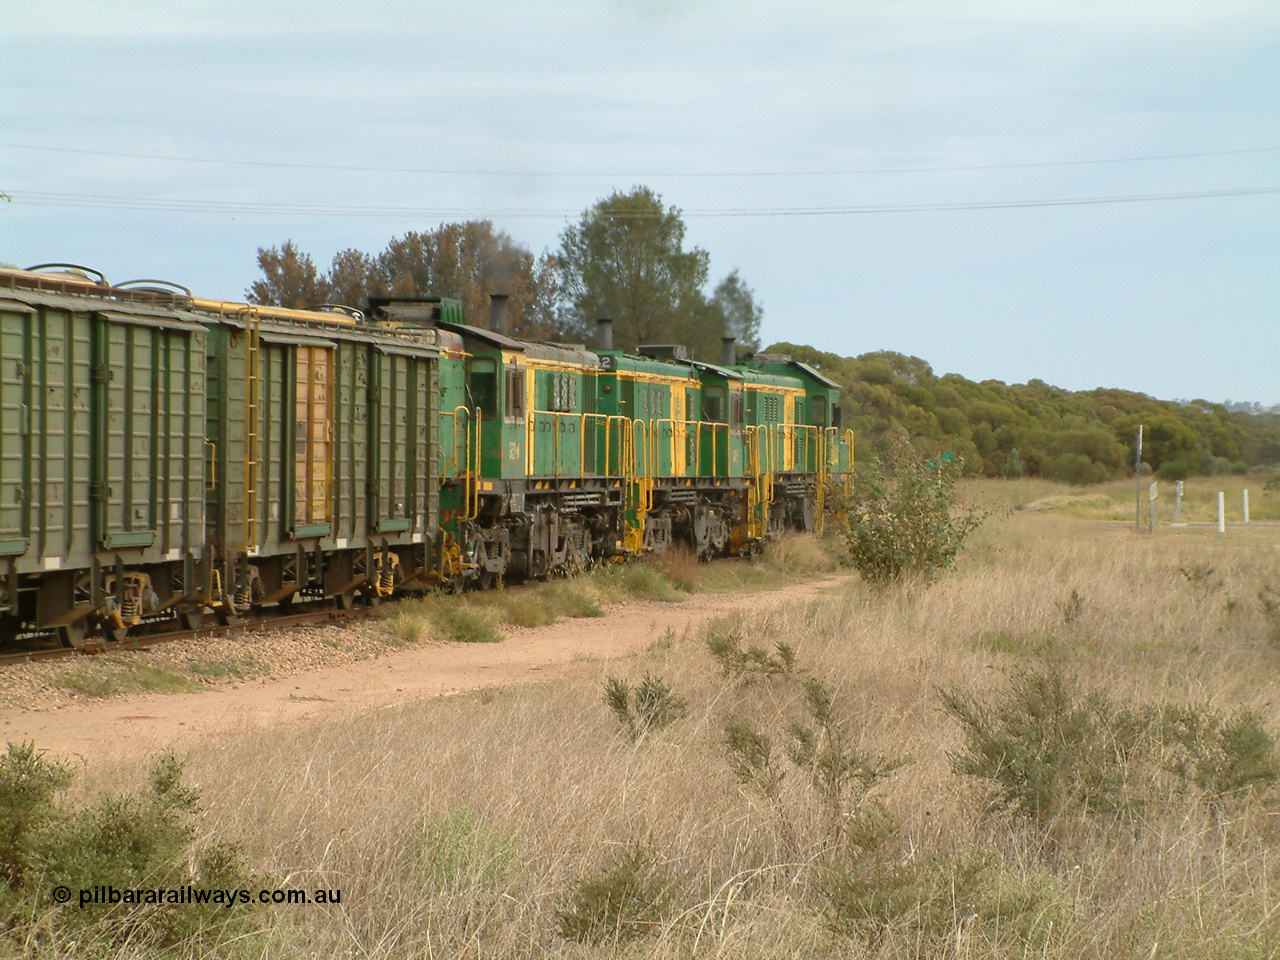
[
  {"left": 939, "top": 667, "right": 1156, "bottom": 824},
  {"left": 939, "top": 665, "right": 1280, "bottom": 828},
  {"left": 555, "top": 843, "right": 676, "bottom": 944},
  {"left": 704, "top": 617, "right": 796, "bottom": 683},
  {"left": 1231, "top": 460, "right": 1250, "bottom": 475},
  {"left": 821, "top": 851, "right": 1067, "bottom": 952},
  {"left": 0, "top": 744, "right": 265, "bottom": 951},
  {"left": 55, "top": 662, "right": 202, "bottom": 697},
  {"left": 587, "top": 562, "right": 684, "bottom": 603},
  {"left": 0, "top": 742, "right": 72, "bottom": 894},
  {"left": 428, "top": 597, "right": 502, "bottom": 643},
  {"left": 843, "top": 442, "right": 984, "bottom": 586},
  {"left": 785, "top": 678, "right": 910, "bottom": 848},
  {"left": 411, "top": 805, "right": 519, "bottom": 893},
  {"left": 603, "top": 674, "right": 686, "bottom": 741},
  {"left": 1156, "top": 459, "right": 1189, "bottom": 481},
  {"left": 999, "top": 448, "right": 1025, "bottom": 479},
  {"left": 724, "top": 677, "right": 908, "bottom": 855}
]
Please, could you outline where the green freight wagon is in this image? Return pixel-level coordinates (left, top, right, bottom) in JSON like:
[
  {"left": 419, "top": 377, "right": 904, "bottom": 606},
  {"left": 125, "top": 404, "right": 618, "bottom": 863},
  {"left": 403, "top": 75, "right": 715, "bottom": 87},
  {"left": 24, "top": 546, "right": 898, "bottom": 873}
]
[
  {"left": 192, "top": 297, "right": 441, "bottom": 616},
  {"left": 0, "top": 267, "right": 209, "bottom": 645}
]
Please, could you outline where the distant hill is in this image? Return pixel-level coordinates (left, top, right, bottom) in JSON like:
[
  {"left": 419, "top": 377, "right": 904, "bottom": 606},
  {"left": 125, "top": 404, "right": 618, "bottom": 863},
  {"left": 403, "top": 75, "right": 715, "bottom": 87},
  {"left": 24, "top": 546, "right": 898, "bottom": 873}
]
[{"left": 766, "top": 343, "right": 1280, "bottom": 483}]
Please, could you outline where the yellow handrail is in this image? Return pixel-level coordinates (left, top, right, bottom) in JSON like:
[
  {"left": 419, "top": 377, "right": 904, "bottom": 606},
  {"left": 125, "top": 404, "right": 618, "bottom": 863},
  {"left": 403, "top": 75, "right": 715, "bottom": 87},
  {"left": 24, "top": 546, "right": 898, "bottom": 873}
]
[{"left": 240, "top": 306, "right": 261, "bottom": 551}]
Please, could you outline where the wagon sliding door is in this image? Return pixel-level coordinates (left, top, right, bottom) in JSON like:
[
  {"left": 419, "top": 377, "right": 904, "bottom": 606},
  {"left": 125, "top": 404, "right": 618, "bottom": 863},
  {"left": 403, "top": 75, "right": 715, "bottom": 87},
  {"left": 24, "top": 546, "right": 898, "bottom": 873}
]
[
  {"left": 91, "top": 312, "right": 206, "bottom": 558},
  {"left": 257, "top": 331, "right": 335, "bottom": 545},
  {"left": 368, "top": 343, "right": 436, "bottom": 540}
]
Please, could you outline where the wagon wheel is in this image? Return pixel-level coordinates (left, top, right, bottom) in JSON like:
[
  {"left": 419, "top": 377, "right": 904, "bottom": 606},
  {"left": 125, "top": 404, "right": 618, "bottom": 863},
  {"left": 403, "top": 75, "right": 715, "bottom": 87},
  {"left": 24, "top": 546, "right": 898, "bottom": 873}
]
[
  {"left": 334, "top": 590, "right": 356, "bottom": 611},
  {"left": 56, "top": 621, "right": 87, "bottom": 649},
  {"left": 477, "top": 568, "right": 495, "bottom": 591},
  {"left": 102, "top": 622, "right": 129, "bottom": 644},
  {"left": 215, "top": 605, "right": 240, "bottom": 626},
  {"left": 179, "top": 609, "right": 204, "bottom": 631}
]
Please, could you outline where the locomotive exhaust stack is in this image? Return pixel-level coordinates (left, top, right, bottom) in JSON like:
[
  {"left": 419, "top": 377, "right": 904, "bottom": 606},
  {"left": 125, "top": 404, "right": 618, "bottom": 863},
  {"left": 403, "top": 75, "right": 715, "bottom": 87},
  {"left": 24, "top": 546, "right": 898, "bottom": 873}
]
[
  {"left": 596, "top": 317, "right": 614, "bottom": 350},
  {"left": 721, "top": 336, "right": 737, "bottom": 367},
  {"left": 489, "top": 293, "right": 510, "bottom": 336}
]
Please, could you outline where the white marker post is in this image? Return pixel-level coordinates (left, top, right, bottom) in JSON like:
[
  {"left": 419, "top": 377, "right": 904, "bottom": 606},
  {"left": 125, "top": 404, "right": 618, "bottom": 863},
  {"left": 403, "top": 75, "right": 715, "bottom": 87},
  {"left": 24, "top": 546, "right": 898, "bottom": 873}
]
[
  {"left": 1149, "top": 481, "right": 1158, "bottom": 532},
  {"left": 1243, "top": 489, "right": 1250, "bottom": 524},
  {"left": 1134, "top": 425, "right": 1143, "bottom": 531},
  {"left": 1174, "top": 480, "right": 1183, "bottom": 523},
  {"left": 1218, "top": 492, "right": 1226, "bottom": 537}
]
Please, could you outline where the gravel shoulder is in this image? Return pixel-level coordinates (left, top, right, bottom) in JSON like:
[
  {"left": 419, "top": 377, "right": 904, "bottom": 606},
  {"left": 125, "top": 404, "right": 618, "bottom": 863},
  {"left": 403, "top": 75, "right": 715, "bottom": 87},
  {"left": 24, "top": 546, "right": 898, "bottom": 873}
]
[{"left": 0, "top": 575, "right": 852, "bottom": 766}]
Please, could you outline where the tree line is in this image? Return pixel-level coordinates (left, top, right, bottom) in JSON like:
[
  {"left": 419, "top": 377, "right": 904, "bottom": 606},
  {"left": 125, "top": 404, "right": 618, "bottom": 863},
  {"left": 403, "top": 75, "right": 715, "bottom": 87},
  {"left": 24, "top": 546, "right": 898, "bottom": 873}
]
[
  {"left": 248, "top": 186, "right": 1280, "bottom": 483},
  {"left": 771, "top": 343, "right": 1280, "bottom": 482},
  {"left": 247, "top": 186, "right": 761, "bottom": 359}
]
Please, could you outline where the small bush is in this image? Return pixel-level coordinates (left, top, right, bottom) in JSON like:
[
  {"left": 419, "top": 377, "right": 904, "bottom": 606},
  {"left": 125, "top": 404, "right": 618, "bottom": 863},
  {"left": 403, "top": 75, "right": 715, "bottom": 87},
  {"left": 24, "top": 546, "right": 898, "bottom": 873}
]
[
  {"left": 1000, "top": 448, "right": 1025, "bottom": 479},
  {"left": 494, "top": 590, "right": 556, "bottom": 627},
  {"left": 428, "top": 598, "right": 502, "bottom": 643},
  {"left": 724, "top": 677, "right": 909, "bottom": 855},
  {"left": 1156, "top": 459, "right": 1189, "bottom": 481},
  {"left": 940, "top": 665, "right": 1280, "bottom": 828},
  {"left": 603, "top": 674, "right": 686, "bottom": 741},
  {"left": 821, "top": 851, "right": 1067, "bottom": 952},
  {"left": 762, "top": 533, "right": 837, "bottom": 576},
  {"left": 705, "top": 617, "right": 797, "bottom": 683},
  {"left": 785, "top": 677, "right": 910, "bottom": 847},
  {"left": 55, "top": 662, "right": 202, "bottom": 697},
  {"left": 723, "top": 714, "right": 787, "bottom": 802},
  {"left": 411, "top": 805, "right": 519, "bottom": 892},
  {"left": 555, "top": 843, "right": 677, "bottom": 944},
  {"left": 0, "top": 744, "right": 265, "bottom": 951},
  {"left": 650, "top": 546, "right": 702, "bottom": 592},
  {"left": 939, "top": 666, "right": 1156, "bottom": 824},
  {"left": 843, "top": 442, "right": 984, "bottom": 586},
  {"left": 542, "top": 582, "right": 605, "bottom": 619},
  {"left": 1231, "top": 460, "right": 1250, "bottom": 475}
]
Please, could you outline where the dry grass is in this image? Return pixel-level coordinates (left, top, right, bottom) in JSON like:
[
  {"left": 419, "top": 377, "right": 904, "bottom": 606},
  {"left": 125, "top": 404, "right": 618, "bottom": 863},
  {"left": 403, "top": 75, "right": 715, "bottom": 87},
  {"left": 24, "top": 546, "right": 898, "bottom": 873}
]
[{"left": 70, "top": 504, "right": 1280, "bottom": 958}]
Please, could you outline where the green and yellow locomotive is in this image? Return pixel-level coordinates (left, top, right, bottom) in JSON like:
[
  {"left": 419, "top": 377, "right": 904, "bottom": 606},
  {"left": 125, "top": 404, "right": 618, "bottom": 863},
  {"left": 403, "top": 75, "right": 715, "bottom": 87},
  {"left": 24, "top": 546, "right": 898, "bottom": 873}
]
[{"left": 0, "top": 265, "right": 851, "bottom": 647}]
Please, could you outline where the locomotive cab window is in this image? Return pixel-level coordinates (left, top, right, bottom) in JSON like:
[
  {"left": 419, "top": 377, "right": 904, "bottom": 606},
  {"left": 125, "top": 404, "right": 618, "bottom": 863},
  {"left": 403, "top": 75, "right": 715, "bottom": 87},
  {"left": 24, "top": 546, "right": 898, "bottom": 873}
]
[
  {"left": 703, "top": 386, "right": 726, "bottom": 423},
  {"left": 811, "top": 395, "right": 827, "bottom": 427},
  {"left": 505, "top": 367, "right": 526, "bottom": 419},
  {"left": 467, "top": 357, "right": 498, "bottom": 419},
  {"left": 730, "top": 393, "right": 744, "bottom": 429}
]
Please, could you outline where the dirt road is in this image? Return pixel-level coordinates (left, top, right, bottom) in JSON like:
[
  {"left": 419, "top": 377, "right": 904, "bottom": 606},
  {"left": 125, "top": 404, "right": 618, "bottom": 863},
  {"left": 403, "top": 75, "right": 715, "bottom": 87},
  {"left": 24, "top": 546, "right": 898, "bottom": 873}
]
[{"left": 0, "top": 576, "right": 850, "bottom": 765}]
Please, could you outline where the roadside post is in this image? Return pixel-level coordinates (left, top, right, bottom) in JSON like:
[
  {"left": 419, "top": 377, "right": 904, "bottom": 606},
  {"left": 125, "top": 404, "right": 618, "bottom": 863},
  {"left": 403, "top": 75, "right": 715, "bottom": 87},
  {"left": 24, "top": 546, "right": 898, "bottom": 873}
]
[{"left": 1134, "top": 426, "right": 1143, "bottom": 531}]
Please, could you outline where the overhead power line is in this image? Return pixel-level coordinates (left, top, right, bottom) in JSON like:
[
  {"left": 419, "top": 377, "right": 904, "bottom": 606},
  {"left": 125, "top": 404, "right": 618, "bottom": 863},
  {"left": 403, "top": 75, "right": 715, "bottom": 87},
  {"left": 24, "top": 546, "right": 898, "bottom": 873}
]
[
  {"left": 3, "top": 185, "right": 1279, "bottom": 219},
  {"left": 2, "top": 140, "right": 1279, "bottom": 179}
]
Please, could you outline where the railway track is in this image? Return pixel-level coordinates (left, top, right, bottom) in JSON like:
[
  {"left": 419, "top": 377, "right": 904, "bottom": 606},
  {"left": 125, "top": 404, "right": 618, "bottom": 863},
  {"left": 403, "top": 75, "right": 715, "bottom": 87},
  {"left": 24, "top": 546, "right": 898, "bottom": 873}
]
[{"left": 0, "top": 603, "right": 385, "bottom": 669}]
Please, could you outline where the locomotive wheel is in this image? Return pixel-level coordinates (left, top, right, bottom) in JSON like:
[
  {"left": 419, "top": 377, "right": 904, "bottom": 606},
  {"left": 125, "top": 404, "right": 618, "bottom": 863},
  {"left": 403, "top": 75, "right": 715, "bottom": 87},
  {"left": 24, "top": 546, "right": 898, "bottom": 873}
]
[
  {"left": 56, "top": 621, "right": 87, "bottom": 649},
  {"left": 179, "top": 609, "right": 205, "bottom": 630}
]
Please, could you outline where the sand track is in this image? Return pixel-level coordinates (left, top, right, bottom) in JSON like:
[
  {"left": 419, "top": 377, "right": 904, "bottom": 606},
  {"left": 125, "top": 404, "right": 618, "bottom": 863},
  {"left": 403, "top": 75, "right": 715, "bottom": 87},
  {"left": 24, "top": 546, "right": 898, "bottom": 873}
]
[{"left": 1, "top": 576, "right": 850, "bottom": 765}]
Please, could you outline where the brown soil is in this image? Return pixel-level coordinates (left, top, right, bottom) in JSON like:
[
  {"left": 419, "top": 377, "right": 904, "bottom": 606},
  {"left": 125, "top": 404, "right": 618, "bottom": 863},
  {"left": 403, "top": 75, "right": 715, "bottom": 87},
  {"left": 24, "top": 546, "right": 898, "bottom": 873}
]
[{"left": 0, "top": 576, "right": 851, "bottom": 766}]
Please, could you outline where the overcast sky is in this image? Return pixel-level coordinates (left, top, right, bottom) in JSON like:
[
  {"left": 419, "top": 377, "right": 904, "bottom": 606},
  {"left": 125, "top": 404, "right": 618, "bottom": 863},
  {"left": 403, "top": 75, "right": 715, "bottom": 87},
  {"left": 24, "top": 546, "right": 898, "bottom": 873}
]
[{"left": 3, "top": 0, "right": 1277, "bottom": 403}]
